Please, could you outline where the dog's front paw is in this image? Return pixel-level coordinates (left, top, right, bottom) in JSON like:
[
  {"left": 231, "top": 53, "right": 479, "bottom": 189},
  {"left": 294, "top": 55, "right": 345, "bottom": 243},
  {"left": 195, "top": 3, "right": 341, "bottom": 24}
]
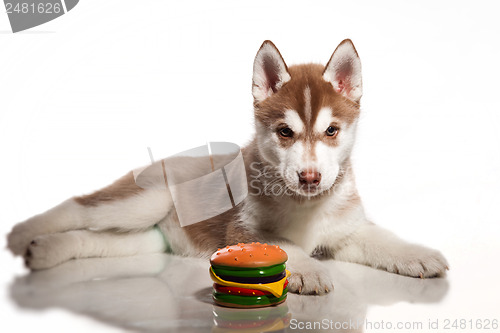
[
  {"left": 287, "top": 259, "right": 333, "bottom": 295},
  {"left": 387, "top": 245, "right": 449, "bottom": 278},
  {"left": 24, "top": 234, "right": 75, "bottom": 270}
]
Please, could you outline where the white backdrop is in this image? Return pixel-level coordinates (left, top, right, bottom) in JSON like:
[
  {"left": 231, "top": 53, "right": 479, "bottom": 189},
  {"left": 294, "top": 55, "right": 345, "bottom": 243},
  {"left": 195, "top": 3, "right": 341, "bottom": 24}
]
[{"left": 1, "top": 1, "right": 499, "bottom": 331}]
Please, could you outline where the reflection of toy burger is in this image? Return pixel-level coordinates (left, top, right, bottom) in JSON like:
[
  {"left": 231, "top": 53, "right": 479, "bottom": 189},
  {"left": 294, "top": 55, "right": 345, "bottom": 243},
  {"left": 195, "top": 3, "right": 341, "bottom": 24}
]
[
  {"left": 210, "top": 242, "right": 290, "bottom": 308},
  {"left": 212, "top": 304, "right": 291, "bottom": 332}
]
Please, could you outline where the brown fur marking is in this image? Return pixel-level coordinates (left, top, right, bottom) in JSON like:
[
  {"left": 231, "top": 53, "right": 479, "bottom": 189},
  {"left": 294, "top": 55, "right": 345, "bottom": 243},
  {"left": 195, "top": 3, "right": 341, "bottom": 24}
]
[
  {"left": 182, "top": 202, "right": 257, "bottom": 254},
  {"left": 74, "top": 171, "right": 144, "bottom": 207},
  {"left": 255, "top": 64, "right": 360, "bottom": 128},
  {"left": 254, "top": 64, "right": 360, "bottom": 152}
]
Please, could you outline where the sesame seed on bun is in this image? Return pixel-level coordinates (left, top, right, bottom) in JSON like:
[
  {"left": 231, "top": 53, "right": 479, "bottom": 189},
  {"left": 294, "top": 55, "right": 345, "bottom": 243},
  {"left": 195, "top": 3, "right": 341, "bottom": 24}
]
[{"left": 210, "top": 242, "right": 288, "bottom": 268}]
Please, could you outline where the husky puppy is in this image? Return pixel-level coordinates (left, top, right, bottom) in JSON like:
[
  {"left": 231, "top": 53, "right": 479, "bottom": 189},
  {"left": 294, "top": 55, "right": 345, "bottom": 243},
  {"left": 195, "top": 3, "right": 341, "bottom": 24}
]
[{"left": 8, "top": 40, "right": 448, "bottom": 294}]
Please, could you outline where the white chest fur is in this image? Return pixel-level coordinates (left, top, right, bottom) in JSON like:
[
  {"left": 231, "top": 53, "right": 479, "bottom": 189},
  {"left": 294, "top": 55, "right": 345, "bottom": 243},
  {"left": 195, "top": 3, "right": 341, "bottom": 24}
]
[{"left": 247, "top": 192, "right": 366, "bottom": 255}]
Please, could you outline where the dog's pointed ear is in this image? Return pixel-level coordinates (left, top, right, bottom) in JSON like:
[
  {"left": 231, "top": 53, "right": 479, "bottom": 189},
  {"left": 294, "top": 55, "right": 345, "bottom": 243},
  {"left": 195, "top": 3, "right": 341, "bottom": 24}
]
[
  {"left": 252, "top": 40, "right": 291, "bottom": 103},
  {"left": 323, "top": 39, "right": 363, "bottom": 103}
]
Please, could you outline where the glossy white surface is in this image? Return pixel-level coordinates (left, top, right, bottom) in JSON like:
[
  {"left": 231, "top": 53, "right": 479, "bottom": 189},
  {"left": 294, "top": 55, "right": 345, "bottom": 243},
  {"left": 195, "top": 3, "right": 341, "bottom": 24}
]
[{"left": 7, "top": 253, "right": 452, "bottom": 333}]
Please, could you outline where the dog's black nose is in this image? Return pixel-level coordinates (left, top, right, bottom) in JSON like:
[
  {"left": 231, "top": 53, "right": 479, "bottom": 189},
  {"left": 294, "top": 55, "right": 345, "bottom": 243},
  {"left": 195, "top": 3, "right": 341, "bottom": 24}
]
[{"left": 299, "top": 169, "right": 321, "bottom": 187}]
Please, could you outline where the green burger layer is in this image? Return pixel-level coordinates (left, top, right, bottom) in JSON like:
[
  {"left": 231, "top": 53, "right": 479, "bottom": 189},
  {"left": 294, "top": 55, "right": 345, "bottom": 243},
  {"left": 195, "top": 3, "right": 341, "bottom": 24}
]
[
  {"left": 213, "top": 287, "right": 288, "bottom": 307},
  {"left": 211, "top": 263, "right": 286, "bottom": 278}
]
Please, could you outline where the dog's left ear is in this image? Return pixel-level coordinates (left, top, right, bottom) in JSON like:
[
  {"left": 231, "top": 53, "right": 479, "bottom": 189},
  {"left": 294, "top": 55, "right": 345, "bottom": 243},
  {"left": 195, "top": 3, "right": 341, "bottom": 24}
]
[
  {"left": 323, "top": 39, "right": 363, "bottom": 103},
  {"left": 252, "top": 40, "right": 291, "bottom": 103}
]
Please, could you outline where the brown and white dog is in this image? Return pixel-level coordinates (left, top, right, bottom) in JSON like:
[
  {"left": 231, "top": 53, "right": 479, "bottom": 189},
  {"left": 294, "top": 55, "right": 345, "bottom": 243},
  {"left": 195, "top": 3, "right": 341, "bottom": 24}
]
[{"left": 7, "top": 40, "right": 448, "bottom": 295}]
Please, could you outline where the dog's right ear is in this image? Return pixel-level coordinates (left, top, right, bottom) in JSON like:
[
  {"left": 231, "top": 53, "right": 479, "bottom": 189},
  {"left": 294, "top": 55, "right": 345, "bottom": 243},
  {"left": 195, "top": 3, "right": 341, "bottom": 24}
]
[{"left": 252, "top": 41, "right": 291, "bottom": 103}]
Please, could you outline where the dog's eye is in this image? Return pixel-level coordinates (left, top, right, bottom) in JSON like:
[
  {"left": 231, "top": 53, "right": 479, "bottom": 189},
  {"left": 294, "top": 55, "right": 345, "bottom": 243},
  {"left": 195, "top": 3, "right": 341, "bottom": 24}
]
[
  {"left": 278, "top": 127, "right": 294, "bottom": 138},
  {"left": 325, "top": 126, "right": 339, "bottom": 137}
]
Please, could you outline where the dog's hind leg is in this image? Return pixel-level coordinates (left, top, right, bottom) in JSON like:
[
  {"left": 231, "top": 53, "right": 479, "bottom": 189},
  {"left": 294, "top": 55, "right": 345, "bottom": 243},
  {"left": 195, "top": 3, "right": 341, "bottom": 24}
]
[
  {"left": 24, "top": 228, "right": 168, "bottom": 270},
  {"left": 8, "top": 169, "right": 173, "bottom": 256}
]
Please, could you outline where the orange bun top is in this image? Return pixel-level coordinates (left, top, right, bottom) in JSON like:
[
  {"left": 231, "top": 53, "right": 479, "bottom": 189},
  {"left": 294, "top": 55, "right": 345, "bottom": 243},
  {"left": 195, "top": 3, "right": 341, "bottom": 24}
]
[{"left": 210, "top": 243, "right": 288, "bottom": 268}]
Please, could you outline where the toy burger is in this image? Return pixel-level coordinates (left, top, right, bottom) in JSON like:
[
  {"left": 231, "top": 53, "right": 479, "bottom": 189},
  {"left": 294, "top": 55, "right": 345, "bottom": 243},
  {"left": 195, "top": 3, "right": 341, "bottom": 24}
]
[{"left": 209, "top": 242, "right": 290, "bottom": 308}]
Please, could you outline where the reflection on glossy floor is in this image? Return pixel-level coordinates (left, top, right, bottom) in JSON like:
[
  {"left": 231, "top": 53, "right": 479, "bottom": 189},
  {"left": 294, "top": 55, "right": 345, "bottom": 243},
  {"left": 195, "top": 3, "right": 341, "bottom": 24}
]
[{"left": 9, "top": 253, "right": 448, "bottom": 332}]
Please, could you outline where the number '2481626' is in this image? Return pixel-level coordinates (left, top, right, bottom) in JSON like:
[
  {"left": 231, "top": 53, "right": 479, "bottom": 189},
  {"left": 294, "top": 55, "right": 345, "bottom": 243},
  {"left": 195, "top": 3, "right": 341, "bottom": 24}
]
[
  {"left": 443, "top": 319, "right": 498, "bottom": 330},
  {"left": 5, "top": 2, "right": 61, "bottom": 14}
]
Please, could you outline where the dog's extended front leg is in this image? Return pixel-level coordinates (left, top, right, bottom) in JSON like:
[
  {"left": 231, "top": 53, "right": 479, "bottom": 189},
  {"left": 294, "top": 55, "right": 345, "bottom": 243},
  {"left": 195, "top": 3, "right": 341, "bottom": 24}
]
[
  {"left": 8, "top": 171, "right": 172, "bottom": 256},
  {"left": 269, "top": 240, "right": 333, "bottom": 295},
  {"left": 334, "top": 223, "right": 449, "bottom": 278}
]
